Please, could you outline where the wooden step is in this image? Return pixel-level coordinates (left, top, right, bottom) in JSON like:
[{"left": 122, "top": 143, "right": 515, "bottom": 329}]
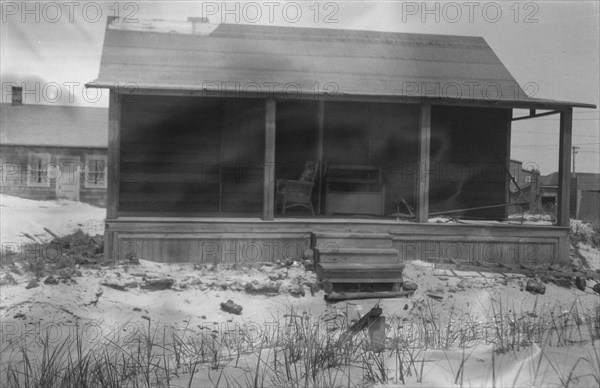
[
  {"left": 318, "top": 248, "right": 399, "bottom": 264},
  {"left": 313, "top": 232, "right": 393, "bottom": 249},
  {"left": 318, "top": 263, "right": 404, "bottom": 283}
]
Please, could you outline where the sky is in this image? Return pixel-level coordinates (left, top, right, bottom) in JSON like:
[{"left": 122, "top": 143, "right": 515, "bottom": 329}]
[{"left": 1, "top": 0, "right": 598, "bottom": 174}]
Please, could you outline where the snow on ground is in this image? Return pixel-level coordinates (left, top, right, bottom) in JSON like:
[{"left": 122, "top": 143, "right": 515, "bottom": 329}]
[
  {"left": 0, "top": 194, "right": 105, "bottom": 247},
  {"left": 2, "top": 259, "right": 599, "bottom": 387},
  {"left": 1, "top": 194, "right": 599, "bottom": 387},
  {"left": 578, "top": 242, "right": 600, "bottom": 271}
]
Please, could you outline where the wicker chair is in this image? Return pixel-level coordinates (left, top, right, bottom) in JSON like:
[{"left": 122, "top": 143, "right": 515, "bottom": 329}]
[{"left": 276, "top": 161, "right": 319, "bottom": 215}]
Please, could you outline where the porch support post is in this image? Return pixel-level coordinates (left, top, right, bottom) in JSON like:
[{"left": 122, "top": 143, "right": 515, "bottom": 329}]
[
  {"left": 505, "top": 109, "right": 512, "bottom": 217},
  {"left": 416, "top": 103, "right": 431, "bottom": 223},
  {"left": 105, "top": 90, "right": 121, "bottom": 262},
  {"left": 557, "top": 108, "right": 573, "bottom": 227},
  {"left": 107, "top": 90, "right": 121, "bottom": 219},
  {"left": 316, "top": 100, "right": 325, "bottom": 215},
  {"left": 263, "top": 98, "right": 276, "bottom": 220}
]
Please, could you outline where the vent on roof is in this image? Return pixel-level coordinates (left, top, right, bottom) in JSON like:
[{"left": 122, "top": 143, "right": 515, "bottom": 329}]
[{"left": 11, "top": 86, "right": 22, "bottom": 106}]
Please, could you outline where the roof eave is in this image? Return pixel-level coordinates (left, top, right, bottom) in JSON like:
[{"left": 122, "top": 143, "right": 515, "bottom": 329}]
[{"left": 86, "top": 81, "right": 597, "bottom": 110}]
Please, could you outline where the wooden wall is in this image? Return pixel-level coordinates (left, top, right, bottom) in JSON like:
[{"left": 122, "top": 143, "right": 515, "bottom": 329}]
[
  {"left": 0, "top": 145, "right": 107, "bottom": 206},
  {"left": 429, "top": 106, "right": 510, "bottom": 219},
  {"left": 105, "top": 218, "right": 570, "bottom": 265},
  {"left": 119, "top": 96, "right": 264, "bottom": 215}
]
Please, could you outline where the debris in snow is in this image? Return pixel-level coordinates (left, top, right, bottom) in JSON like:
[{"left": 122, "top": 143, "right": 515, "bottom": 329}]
[
  {"left": 325, "top": 290, "right": 413, "bottom": 302},
  {"left": 245, "top": 280, "right": 280, "bottom": 295},
  {"left": 0, "top": 273, "right": 17, "bottom": 286},
  {"left": 288, "top": 284, "right": 305, "bottom": 297},
  {"left": 457, "top": 278, "right": 471, "bottom": 289},
  {"left": 575, "top": 277, "right": 586, "bottom": 291},
  {"left": 548, "top": 277, "right": 572, "bottom": 288},
  {"left": 142, "top": 278, "right": 174, "bottom": 290},
  {"left": 220, "top": 299, "right": 243, "bottom": 315},
  {"left": 525, "top": 279, "right": 546, "bottom": 295},
  {"left": 101, "top": 282, "right": 127, "bottom": 291},
  {"left": 43, "top": 227, "right": 60, "bottom": 240},
  {"left": 44, "top": 276, "right": 59, "bottom": 285},
  {"left": 402, "top": 280, "right": 418, "bottom": 291},
  {"left": 575, "top": 276, "right": 586, "bottom": 291},
  {"left": 339, "top": 305, "right": 382, "bottom": 345},
  {"left": 427, "top": 293, "right": 444, "bottom": 301},
  {"left": 25, "top": 279, "right": 39, "bottom": 289}
]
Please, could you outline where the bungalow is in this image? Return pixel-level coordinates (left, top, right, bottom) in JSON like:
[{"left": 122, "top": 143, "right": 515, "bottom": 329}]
[
  {"left": 88, "top": 18, "right": 595, "bottom": 290},
  {"left": 541, "top": 172, "right": 600, "bottom": 224},
  {"left": 0, "top": 87, "right": 108, "bottom": 206}
]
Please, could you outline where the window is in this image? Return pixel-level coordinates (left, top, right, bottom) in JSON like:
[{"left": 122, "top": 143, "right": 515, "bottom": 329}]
[
  {"left": 85, "top": 155, "right": 107, "bottom": 188},
  {"left": 28, "top": 153, "right": 51, "bottom": 187},
  {"left": 525, "top": 176, "right": 532, "bottom": 183}
]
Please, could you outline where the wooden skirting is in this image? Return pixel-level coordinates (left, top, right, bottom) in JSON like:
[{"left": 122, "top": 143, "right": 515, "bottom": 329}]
[{"left": 104, "top": 218, "right": 569, "bottom": 265}]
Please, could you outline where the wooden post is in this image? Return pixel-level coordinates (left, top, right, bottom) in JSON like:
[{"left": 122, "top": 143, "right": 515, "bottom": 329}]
[
  {"left": 263, "top": 99, "right": 276, "bottom": 220},
  {"left": 368, "top": 316, "right": 386, "bottom": 352},
  {"left": 105, "top": 90, "right": 121, "bottom": 262},
  {"left": 107, "top": 90, "right": 121, "bottom": 219},
  {"left": 557, "top": 108, "right": 573, "bottom": 227},
  {"left": 316, "top": 100, "right": 325, "bottom": 215},
  {"left": 505, "top": 109, "right": 512, "bottom": 217},
  {"left": 416, "top": 103, "right": 431, "bottom": 223}
]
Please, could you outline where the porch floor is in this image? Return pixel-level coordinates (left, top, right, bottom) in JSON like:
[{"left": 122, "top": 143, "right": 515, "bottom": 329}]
[{"left": 111, "top": 216, "right": 555, "bottom": 228}]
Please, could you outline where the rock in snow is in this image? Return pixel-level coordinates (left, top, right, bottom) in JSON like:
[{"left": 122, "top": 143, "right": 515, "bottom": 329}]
[
  {"left": 525, "top": 279, "right": 546, "bottom": 295},
  {"left": 220, "top": 299, "right": 243, "bottom": 315}
]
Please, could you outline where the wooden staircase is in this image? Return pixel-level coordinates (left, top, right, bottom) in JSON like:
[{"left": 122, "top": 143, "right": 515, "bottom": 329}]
[{"left": 312, "top": 232, "right": 404, "bottom": 293}]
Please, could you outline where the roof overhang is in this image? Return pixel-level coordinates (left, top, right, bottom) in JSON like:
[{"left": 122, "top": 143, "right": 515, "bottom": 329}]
[{"left": 85, "top": 82, "right": 596, "bottom": 111}]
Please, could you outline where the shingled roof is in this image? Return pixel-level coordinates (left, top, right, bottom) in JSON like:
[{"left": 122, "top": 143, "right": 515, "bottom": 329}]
[
  {"left": 89, "top": 18, "right": 595, "bottom": 110},
  {"left": 0, "top": 103, "right": 108, "bottom": 148}
]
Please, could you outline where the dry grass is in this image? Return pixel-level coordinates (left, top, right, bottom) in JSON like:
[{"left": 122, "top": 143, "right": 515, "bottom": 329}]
[{"left": 2, "top": 296, "right": 598, "bottom": 387}]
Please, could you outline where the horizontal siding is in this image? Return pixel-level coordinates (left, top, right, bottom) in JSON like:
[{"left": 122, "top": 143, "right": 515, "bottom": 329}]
[{"left": 1, "top": 145, "right": 107, "bottom": 207}]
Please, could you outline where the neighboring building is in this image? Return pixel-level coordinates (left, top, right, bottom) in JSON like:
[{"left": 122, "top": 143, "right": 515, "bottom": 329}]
[
  {"left": 508, "top": 159, "right": 540, "bottom": 214},
  {"left": 573, "top": 174, "right": 600, "bottom": 225},
  {"left": 540, "top": 172, "right": 560, "bottom": 212},
  {"left": 0, "top": 88, "right": 108, "bottom": 206},
  {"left": 541, "top": 172, "right": 600, "bottom": 224},
  {"left": 90, "top": 18, "right": 594, "bottom": 282}
]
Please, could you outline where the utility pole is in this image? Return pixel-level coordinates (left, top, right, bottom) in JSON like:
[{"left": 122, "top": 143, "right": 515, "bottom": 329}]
[{"left": 571, "top": 146, "right": 580, "bottom": 177}]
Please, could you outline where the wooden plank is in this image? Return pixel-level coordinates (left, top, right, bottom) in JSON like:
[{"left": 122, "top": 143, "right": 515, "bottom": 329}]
[
  {"left": 107, "top": 90, "right": 121, "bottom": 219},
  {"left": 505, "top": 109, "right": 512, "bottom": 218},
  {"left": 557, "top": 108, "right": 573, "bottom": 227},
  {"left": 316, "top": 100, "right": 324, "bottom": 215},
  {"left": 325, "top": 291, "right": 412, "bottom": 302},
  {"left": 263, "top": 98, "right": 276, "bottom": 220},
  {"left": 416, "top": 103, "right": 431, "bottom": 222},
  {"left": 218, "top": 101, "right": 223, "bottom": 213}
]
